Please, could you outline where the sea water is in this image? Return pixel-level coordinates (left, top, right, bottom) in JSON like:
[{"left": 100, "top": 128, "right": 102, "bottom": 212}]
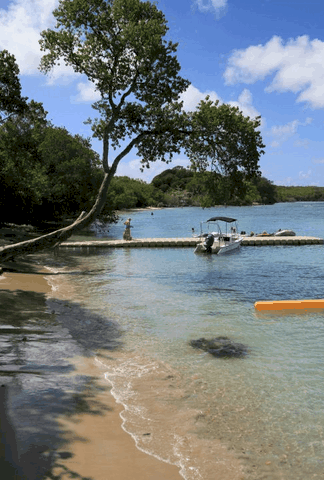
[{"left": 45, "top": 203, "right": 324, "bottom": 479}]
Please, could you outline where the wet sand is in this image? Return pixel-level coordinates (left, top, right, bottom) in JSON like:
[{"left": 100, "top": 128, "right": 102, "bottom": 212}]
[
  {"left": 0, "top": 265, "right": 183, "bottom": 480},
  {"left": 48, "top": 356, "right": 183, "bottom": 480},
  {"left": 0, "top": 257, "right": 52, "bottom": 293},
  {"left": 0, "top": 271, "right": 52, "bottom": 293}
]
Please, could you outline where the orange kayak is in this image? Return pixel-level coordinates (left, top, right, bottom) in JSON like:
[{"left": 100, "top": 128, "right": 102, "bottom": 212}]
[{"left": 254, "top": 299, "right": 324, "bottom": 311}]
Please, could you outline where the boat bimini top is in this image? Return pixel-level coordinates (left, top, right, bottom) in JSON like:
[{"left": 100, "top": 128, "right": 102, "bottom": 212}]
[{"left": 206, "top": 217, "right": 237, "bottom": 223}]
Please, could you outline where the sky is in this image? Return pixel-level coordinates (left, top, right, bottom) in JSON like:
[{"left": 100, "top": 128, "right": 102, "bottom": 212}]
[{"left": 1, "top": 0, "right": 324, "bottom": 186}]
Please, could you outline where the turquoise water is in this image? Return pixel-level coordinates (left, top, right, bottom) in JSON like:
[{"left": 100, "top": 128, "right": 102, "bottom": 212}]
[
  {"left": 47, "top": 203, "right": 324, "bottom": 479},
  {"left": 89, "top": 201, "right": 324, "bottom": 239}
]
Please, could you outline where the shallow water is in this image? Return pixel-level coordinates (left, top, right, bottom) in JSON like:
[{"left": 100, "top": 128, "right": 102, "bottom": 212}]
[{"left": 41, "top": 203, "right": 324, "bottom": 479}]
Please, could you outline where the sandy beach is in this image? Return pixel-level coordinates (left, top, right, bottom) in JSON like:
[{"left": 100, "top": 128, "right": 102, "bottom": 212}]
[
  {"left": 0, "top": 262, "right": 183, "bottom": 480},
  {"left": 46, "top": 355, "right": 183, "bottom": 480}
]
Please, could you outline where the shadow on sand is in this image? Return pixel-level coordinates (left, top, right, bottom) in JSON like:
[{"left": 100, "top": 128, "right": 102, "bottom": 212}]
[{"left": 0, "top": 287, "right": 121, "bottom": 480}]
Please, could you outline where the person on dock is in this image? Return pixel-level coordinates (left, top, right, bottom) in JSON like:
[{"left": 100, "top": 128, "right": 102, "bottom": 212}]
[{"left": 123, "top": 218, "right": 133, "bottom": 241}]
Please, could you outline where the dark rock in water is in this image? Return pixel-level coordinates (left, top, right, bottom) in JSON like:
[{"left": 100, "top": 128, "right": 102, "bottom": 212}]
[
  {"left": 190, "top": 336, "right": 249, "bottom": 358},
  {"left": 57, "top": 451, "right": 73, "bottom": 459}
]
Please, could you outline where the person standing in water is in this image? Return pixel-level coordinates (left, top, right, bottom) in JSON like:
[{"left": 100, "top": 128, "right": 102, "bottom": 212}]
[{"left": 123, "top": 218, "right": 133, "bottom": 240}]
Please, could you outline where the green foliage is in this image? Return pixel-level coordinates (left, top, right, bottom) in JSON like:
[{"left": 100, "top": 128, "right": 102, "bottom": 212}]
[
  {"left": 0, "top": 50, "right": 28, "bottom": 124},
  {"left": 150, "top": 168, "right": 276, "bottom": 207},
  {"left": 0, "top": 101, "right": 49, "bottom": 222},
  {"left": 102, "top": 176, "right": 164, "bottom": 213},
  {"left": 38, "top": 127, "right": 101, "bottom": 218},
  {"left": 242, "top": 182, "right": 261, "bottom": 205},
  {"left": 252, "top": 176, "right": 277, "bottom": 204},
  {"left": 0, "top": 103, "right": 102, "bottom": 222},
  {"left": 39, "top": 0, "right": 190, "bottom": 175},
  {"left": 152, "top": 166, "right": 194, "bottom": 192},
  {"left": 185, "top": 98, "right": 265, "bottom": 181},
  {"left": 276, "top": 186, "right": 324, "bottom": 202}
]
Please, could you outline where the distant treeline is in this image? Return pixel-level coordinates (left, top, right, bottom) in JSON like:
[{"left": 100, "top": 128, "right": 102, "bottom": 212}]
[
  {"left": 150, "top": 167, "right": 324, "bottom": 206},
  {"left": 275, "top": 186, "right": 324, "bottom": 202},
  {"left": 151, "top": 166, "right": 277, "bottom": 206}
]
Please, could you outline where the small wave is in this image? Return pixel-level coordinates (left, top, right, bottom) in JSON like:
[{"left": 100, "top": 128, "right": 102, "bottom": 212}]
[
  {"left": 94, "top": 354, "right": 243, "bottom": 480},
  {"left": 95, "top": 355, "right": 189, "bottom": 479}
]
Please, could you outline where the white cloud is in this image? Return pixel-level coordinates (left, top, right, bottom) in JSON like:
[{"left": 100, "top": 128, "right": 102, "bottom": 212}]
[
  {"left": 299, "top": 169, "right": 312, "bottom": 179},
  {"left": 72, "top": 81, "right": 101, "bottom": 103},
  {"left": 270, "top": 120, "right": 299, "bottom": 147},
  {"left": 116, "top": 157, "right": 190, "bottom": 182},
  {"left": 181, "top": 86, "right": 262, "bottom": 125},
  {"left": 193, "top": 0, "right": 227, "bottom": 16},
  {"left": 224, "top": 35, "right": 324, "bottom": 109},
  {"left": 276, "top": 175, "right": 319, "bottom": 186},
  {"left": 180, "top": 84, "right": 222, "bottom": 111},
  {"left": 0, "top": 0, "right": 57, "bottom": 74},
  {"left": 229, "top": 88, "right": 261, "bottom": 121},
  {"left": 312, "top": 157, "right": 324, "bottom": 164},
  {"left": 276, "top": 177, "right": 293, "bottom": 186},
  {"left": 270, "top": 118, "right": 312, "bottom": 147},
  {"left": 0, "top": 0, "right": 78, "bottom": 83},
  {"left": 44, "top": 63, "right": 80, "bottom": 86},
  {"left": 117, "top": 158, "right": 164, "bottom": 181}
]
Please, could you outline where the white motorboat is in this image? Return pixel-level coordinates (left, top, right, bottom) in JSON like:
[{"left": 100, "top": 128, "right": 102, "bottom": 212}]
[
  {"left": 274, "top": 229, "right": 296, "bottom": 236},
  {"left": 194, "top": 217, "right": 243, "bottom": 255},
  {"left": 255, "top": 229, "right": 296, "bottom": 237}
]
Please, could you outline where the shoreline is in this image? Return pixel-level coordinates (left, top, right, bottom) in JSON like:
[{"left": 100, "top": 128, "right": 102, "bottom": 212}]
[
  {"left": 47, "top": 354, "right": 183, "bottom": 480},
  {"left": 0, "top": 263, "right": 183, "bottom": 480}
]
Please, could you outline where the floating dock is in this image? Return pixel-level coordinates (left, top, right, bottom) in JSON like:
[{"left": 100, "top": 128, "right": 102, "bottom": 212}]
[
  {"left": 59, "top": 236, "right": 324, "bottom": 249},
  {"left": 242, "top": 236, "right": 323, "bottom": 246}
]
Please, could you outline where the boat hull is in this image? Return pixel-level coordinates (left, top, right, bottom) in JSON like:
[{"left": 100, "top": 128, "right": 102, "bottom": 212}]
[
  {"left": 274, "top": 230, "right": 296, "bottom": 236},
  {"left": 217, "top": 238, "right": 242, "bottom": 254},
  {"left": 194, "top": 237, "right": 242, "bottom": 255},
  {"left": 194, "top": 244, "right": 220, "bottom": 254}
]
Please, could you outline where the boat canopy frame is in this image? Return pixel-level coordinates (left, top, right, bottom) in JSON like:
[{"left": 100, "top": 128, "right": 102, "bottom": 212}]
[{"left": 199, "top": 217, "right": 238, "bottom": 237}]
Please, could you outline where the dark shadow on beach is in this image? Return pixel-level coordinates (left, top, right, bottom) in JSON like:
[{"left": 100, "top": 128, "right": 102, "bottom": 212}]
[{"left": 0, "top": 287, "right": 122, "bottom": 479}]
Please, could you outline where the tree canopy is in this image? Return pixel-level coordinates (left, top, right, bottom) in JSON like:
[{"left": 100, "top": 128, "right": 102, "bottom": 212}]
[
  {"left": 0, "top": 101, "right": 49, "bottom": 222},
  {"left": 185, "top": 98, "right": 265, "bottom": 178},
  {"left": 0, "top": 101, "right": 102, "bottom": 224},
  {"left": 38, "top": 126, "right": 102, "bottom": 218},
  {"left": 39, "top": 0, "right": 190, "bottom": 176},
  {"left": 0, "top": 50, "right": 28, "bottom": 125}
]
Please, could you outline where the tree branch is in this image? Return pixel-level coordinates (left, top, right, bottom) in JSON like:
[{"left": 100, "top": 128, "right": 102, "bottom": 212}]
[
  {"left": 0, "top": 113, "right": 15, "bottom": 125},
  {"left": 109, "top": 133, "right": 145, "bottom": 176}
]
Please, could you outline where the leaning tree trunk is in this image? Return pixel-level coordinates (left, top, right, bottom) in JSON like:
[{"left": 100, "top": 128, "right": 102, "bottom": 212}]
[{"left": 0, "top": 172, "right": 112, "bottom": 263}]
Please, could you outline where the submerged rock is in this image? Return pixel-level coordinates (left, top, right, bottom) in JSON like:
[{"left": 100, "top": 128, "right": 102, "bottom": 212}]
[{"left": 190, "top": 336, "right": 249, "bottom": 358}]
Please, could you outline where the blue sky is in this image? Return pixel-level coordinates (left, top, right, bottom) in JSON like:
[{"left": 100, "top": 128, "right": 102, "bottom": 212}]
[{"left": 1, "top": 0, "right": 324, "bottom": 186}]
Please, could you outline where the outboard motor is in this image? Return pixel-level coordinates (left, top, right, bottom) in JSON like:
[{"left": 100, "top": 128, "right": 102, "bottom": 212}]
[{"left": 204, "top": 234, "right": 214, "bottom": 253}]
